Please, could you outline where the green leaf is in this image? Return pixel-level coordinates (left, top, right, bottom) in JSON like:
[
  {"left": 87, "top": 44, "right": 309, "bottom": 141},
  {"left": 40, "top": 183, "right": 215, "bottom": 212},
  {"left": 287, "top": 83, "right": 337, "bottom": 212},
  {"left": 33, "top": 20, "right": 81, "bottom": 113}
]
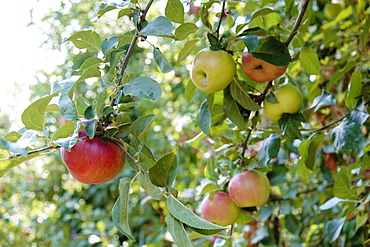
[
  {"left": 76, "top": 67, "right": 101, "bottom": 83},
  {"left": 311, "top": 90, "right": 336, "bottom": 111},
  {"left": 258, "top": 134, "right": 281, "bottom": 167},
  {"left": 165, "top": 0, "right": 184, "bottom": 24},
  {"left": 333, "top": 168, "right": 357, "bottom": 200},
  {"left": 299, "top": 47, "right": 321, "bottom": 75},
  {"left": 21, "top": 94, "right": 56, "bottom": 131},
  {"left": 278, "top": 113, "right": 305, "bottom": 140},
  {"left": 200, "top": 182, "right": 219, "bottom": 194},
  {"left": 53, "top": 122, "right": 81, "bottom": 151},
  {"left": 223, "top": 87, "right": 246, "bottom": 130},
  {"left": 137, "top": 173, "right": 163, "bottom": 200},
  {"left": 140, "top": 16, "right": 173, "bottom": 36},
  {"left": 149, "top": 151, "right": 177, "bottom": 187},
  {"left": 123, "top": 76, "right": 162, "bottom": 102},
  {"left": 65, "top": 30, "right": 102, "bottom": 51},
  {"left": 326, "top": 217, "right": 346, "bottom": 243},
  {"left": 326, "top": 61, "right": 357, "bottom": 92},
  {"left": 92, "top": 2, "right": 128, "bottom": 20},
  {"left": 319, "top": 197, "right": 349, "bottom": 210},
  {"left": 166, "top": 194, "right": 227, "bottom": 235},
  {"left": 75, "top": 57, "right": 102, "bottom": 75},
  {"left": 204, "top": 160, "right": 219, "bottom": 181},
  {"left": 177, "top": 39, "right": 200, "bottom": 65},
  {"left": 298, "top": 133, "right": 326, "bottom": 170},
  {"left": 198, "top": 100, "right": 211, "bottom": 137},
  {"left": 251, "top": 38, "right": 290, "bottom": 66},
  {"left": 245, "top": 8, "right": 281, "bottom": 25},
  {"left": 230, "top": 79, "right": 261, "bottom": 111},
  {"left": 349, "top": 107, "right": 369, "bottom": 126},
  {"left": 118, "top": 177, "right": 135, "bottom": 240},
  {"left": 330, "top": 120, "right": 362, "bottom": 151},
  {"left": 285, "top": 214, "right": 300, "bottom": 233},
  {"left": 175, "top": 23, "right": 198, "bottom": 40},
  {"left": 59, "top": 91, "right": 79, "bottom": 121},
  {"left": 153, "top": 47, "right": 173, "bottom": 73},
  {"left": 185, "top": 80, "right": 197, "bottom": 105},
  {"left": 239, "top": 34, "right": 259, "bottom": 52},
  {"left": 52, "top": 122, "right": 76, "bottom": 141},
  {"left": 166, "top": 214, "right": 193, "bottom": 247},
  {"left": 211, "top": 104, "right": 226, "bottom": 125},
  {"left": 345, "top": 69, "right": 362, "bottom": 110},
  {"left": 0, "top": 138, "right": 27, "bottom": 157},
  {"left": 130, "top": 114, "right": 157, "bottom": 142},
  {"left": 102, "top": 36, "right": 118, "bottom": 55}
]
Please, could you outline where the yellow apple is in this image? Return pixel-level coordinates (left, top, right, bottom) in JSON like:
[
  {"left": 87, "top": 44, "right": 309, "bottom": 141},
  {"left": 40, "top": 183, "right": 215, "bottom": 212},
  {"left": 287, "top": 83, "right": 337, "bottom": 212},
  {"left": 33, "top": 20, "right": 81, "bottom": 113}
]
[
  {"left": 190, "top": 49, "right": 236, "bottom": 93},
  {"left": 242, "top": 53, "right": 288, "bottom": 82},
  {"left": 264, "top": 84, "right": 303, "bottom": 123}
]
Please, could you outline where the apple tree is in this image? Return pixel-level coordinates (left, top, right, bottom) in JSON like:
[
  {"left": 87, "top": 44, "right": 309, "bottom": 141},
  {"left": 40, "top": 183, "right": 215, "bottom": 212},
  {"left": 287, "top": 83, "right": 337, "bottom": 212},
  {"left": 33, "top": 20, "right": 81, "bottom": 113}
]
[{"left": 0, "top": 0, "right": 369, "bottom": 246}]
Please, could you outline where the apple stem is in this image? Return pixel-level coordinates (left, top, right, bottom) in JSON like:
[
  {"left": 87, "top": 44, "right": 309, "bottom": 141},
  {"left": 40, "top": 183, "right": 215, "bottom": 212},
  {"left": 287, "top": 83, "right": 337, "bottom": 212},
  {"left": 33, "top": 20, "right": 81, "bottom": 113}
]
[{"left": 285, "top": 0, "right": 311, "bottom": 46}]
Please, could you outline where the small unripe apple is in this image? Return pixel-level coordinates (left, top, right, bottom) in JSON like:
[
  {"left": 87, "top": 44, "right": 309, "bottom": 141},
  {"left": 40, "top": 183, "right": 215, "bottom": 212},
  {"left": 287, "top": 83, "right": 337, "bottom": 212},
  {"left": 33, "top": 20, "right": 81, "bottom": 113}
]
[
  {"left": 324, "top": 3, "right": 342, "bottom": 19},
  {"left": 228, "top": 170, "right": 270, "bottom": 208},
  {"left": 61, "top": 130, "right": 126, "bottom": 184},
  {"left": 242, "top": 53, "right": 288, "bottom": 82},
  {"left": 201, "top": 191, "right": 240, "bottom": 226},
  {"left": 191, "top": 49, "right": 236, "bottom": 93},
  {"left": 264, "top": 84, "right": 303, "bottom": 123}
]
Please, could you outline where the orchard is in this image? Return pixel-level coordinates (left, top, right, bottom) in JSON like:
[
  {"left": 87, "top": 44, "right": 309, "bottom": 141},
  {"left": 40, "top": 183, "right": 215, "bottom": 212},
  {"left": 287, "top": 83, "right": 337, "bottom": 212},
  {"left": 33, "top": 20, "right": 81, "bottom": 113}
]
[{"left": 0, "top": 0, "right": 369, "bottom": 246}]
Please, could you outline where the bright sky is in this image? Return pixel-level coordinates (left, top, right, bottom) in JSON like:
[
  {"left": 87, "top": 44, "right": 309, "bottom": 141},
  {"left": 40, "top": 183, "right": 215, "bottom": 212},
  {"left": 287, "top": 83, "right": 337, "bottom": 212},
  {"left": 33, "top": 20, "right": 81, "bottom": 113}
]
[{"left": 0, "top": 0, "right": 65, "bottom": 131}]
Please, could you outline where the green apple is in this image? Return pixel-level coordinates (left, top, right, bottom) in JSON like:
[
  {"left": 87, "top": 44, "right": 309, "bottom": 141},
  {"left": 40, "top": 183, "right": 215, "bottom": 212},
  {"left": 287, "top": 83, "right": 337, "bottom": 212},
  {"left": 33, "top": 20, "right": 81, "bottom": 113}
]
[
  {"left": 264, "top": 84, "right": 303, "bottom": 123},
  {"left": 191, "top": 49, "right": 236, "bottom": 93},
  {"left": 201, "top": 191, "right": 240, "bottom": 226},
  {"left": 324, "top": 3, "right": 342, "bottom": 19},
  {"left": 242, "top": 53, "right": 288, "bottom": 82},
  {"left": 228, "top": 170, "right": 270, "bottom": 208}
]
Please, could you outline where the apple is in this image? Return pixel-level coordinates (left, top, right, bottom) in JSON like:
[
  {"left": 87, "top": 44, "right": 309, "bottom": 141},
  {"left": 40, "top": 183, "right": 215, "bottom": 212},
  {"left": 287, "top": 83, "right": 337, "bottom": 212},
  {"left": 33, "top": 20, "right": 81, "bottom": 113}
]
[
  {"left": 201, "top": 191, "right": 240, "bottom": 226},
  {"left": 191, "top": 49, "right": 236, "bottom": 93},
  {"left": 324, "top": 3, "right": 342, "bottom": 19},
  {"left": 264, "top": 84, "right": 303, "bottom": 123},
  {"left": 61, "top": 129, "right": 126, "bottom": 184},
  {"left": 228, "top": 170, "right": 270, "bottom": 208},
  {"left": 242, "top": 53, "right": 288, "bottom": 82}
]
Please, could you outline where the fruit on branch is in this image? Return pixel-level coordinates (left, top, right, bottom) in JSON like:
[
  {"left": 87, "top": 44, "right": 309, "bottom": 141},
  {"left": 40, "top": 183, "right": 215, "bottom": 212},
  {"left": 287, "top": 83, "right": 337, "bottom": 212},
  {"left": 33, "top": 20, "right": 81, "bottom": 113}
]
[
  {"left": 241, "top": 53, "right": 288, "bottom": 82},
  {"left": 191, "top": 49, "right": 236, "bottom": 93},
  {"left": 201, "top": 191, "right": 240, "bottom": 226},
  {"left": 228, "top": 170, "right": 270, "bottom": 208},
  {"left": 264, "top": 84, "right": 303, "bottom": 123},
  {"left": 324, "top": 3, "right": 342, "bottom": 19},
  {"left": 61, "top": 129, "right": 126, "bottom": 184}
]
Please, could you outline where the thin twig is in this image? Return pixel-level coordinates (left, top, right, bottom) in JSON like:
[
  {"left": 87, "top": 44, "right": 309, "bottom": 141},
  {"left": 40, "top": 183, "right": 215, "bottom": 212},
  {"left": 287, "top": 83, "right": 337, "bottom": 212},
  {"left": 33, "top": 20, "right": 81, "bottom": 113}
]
[
  {"left": 0, "top": 146, "right": 59, "bottom": 161},
  {"left": 215, "top": 0, "right": 227, "bottom": 39},
  {"left": 284, "top": 0, "right": 311, "bottom": 46},
  {"left": 110, "top": 138, "right": 149, "bottom": 175},
  {"left": 309, "top": 115, "right": 347, "bottom": 134}
]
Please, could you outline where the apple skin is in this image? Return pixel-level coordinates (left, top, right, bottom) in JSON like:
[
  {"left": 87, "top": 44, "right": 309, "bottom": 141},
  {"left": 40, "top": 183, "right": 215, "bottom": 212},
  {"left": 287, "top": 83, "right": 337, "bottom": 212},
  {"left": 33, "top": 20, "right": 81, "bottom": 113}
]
[
  {"left": 201, "top": 191, "right": 240, "bottom": 226},
  {"left": 264, "top": 84, "right": 303, "bottom": 123},
  {"left": 191, "top": 49, "right": 236, "bottom": 93},
  {"left": 61, "top": 130, "right": 126, "bottom": 184},
  {"left": 228, "top": 170, "right": 270, "bottom": 208},
  {"left": 324, "top": 3, "right": 342, "bottom": 19},
  {"left": 242, "top": 53, "right": 288, "bottom": 82}
]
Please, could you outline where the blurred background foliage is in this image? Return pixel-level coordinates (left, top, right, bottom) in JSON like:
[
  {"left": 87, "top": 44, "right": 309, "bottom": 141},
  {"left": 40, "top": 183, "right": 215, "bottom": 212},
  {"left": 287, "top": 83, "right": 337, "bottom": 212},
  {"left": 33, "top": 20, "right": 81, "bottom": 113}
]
[{"left": 0, "top": 0, "right": 369, "bottom": 246}]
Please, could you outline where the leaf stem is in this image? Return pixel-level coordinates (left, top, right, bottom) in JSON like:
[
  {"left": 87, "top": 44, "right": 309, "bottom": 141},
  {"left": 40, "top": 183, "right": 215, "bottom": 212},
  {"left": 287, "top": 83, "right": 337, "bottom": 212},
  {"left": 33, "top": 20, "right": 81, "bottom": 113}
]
[{"left": 284, "top": 0, "right": 311, "bottom": 46}]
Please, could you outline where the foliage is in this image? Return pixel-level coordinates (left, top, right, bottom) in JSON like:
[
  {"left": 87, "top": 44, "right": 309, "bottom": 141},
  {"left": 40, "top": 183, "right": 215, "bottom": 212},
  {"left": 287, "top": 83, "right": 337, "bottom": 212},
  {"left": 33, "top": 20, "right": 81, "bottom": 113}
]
[{"left": 0, "top": 0, "right": 369, "bottom": 246}]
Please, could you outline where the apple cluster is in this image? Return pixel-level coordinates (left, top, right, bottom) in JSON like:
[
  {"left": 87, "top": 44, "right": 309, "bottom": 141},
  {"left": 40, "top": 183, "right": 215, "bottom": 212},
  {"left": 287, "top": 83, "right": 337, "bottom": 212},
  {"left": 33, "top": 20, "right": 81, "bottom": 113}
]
[
  {"left": 61, "top": 129, "right": 127, "bottom": 184},
  {"left": 201, "top": 170, "right": 270, "bottom": 226}
]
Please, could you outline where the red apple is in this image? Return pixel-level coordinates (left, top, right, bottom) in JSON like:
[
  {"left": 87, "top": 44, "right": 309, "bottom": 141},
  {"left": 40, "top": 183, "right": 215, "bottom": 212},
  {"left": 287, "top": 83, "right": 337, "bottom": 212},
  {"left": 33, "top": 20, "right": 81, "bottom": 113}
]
[
  {"left": 201, "top": 191, "right": 240, "bottom": 226},
  {"left": 241, "top": 53, "right": 287, "bottom": 82},
  {"left": 228, "top": 170, "right": 270, "bottom": 207},
  {"left": 61, "top": 130, "right": 126, "bottom": 184}
]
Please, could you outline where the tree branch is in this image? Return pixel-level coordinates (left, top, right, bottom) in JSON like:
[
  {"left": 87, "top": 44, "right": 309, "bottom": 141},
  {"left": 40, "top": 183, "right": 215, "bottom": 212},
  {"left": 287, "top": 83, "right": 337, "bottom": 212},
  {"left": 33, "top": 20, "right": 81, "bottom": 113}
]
[
  {"left": 0, "top": 146, "right": 59, "bottom": 161},
  {"left": 284, "top": 0, "right": 311, "bottom": 46},
  {"left": 215, "top": 0, "right": 227, "bottom": 39}
]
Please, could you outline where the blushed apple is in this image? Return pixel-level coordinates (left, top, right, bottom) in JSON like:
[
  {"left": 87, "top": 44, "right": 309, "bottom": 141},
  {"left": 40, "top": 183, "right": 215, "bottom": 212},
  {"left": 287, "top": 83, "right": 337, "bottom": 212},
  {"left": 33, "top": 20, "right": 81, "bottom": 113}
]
[
  {"left": 61, "top": 129, "right": 126, "bottom": 184},
  {"left": 264, "top": 84, "right": 303, "bottom": 123},
  {"left": 201, "top": 191, "right": 240, "bottom": 226},
  {"left": 242, "top": 53, "right": 288, "bottom": 82},
  {"left": 191, "top": 49, "right": 236, "bottom": 93},
  {"left": 228, "top": 170, "right": 270, "bottom": 208}
]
